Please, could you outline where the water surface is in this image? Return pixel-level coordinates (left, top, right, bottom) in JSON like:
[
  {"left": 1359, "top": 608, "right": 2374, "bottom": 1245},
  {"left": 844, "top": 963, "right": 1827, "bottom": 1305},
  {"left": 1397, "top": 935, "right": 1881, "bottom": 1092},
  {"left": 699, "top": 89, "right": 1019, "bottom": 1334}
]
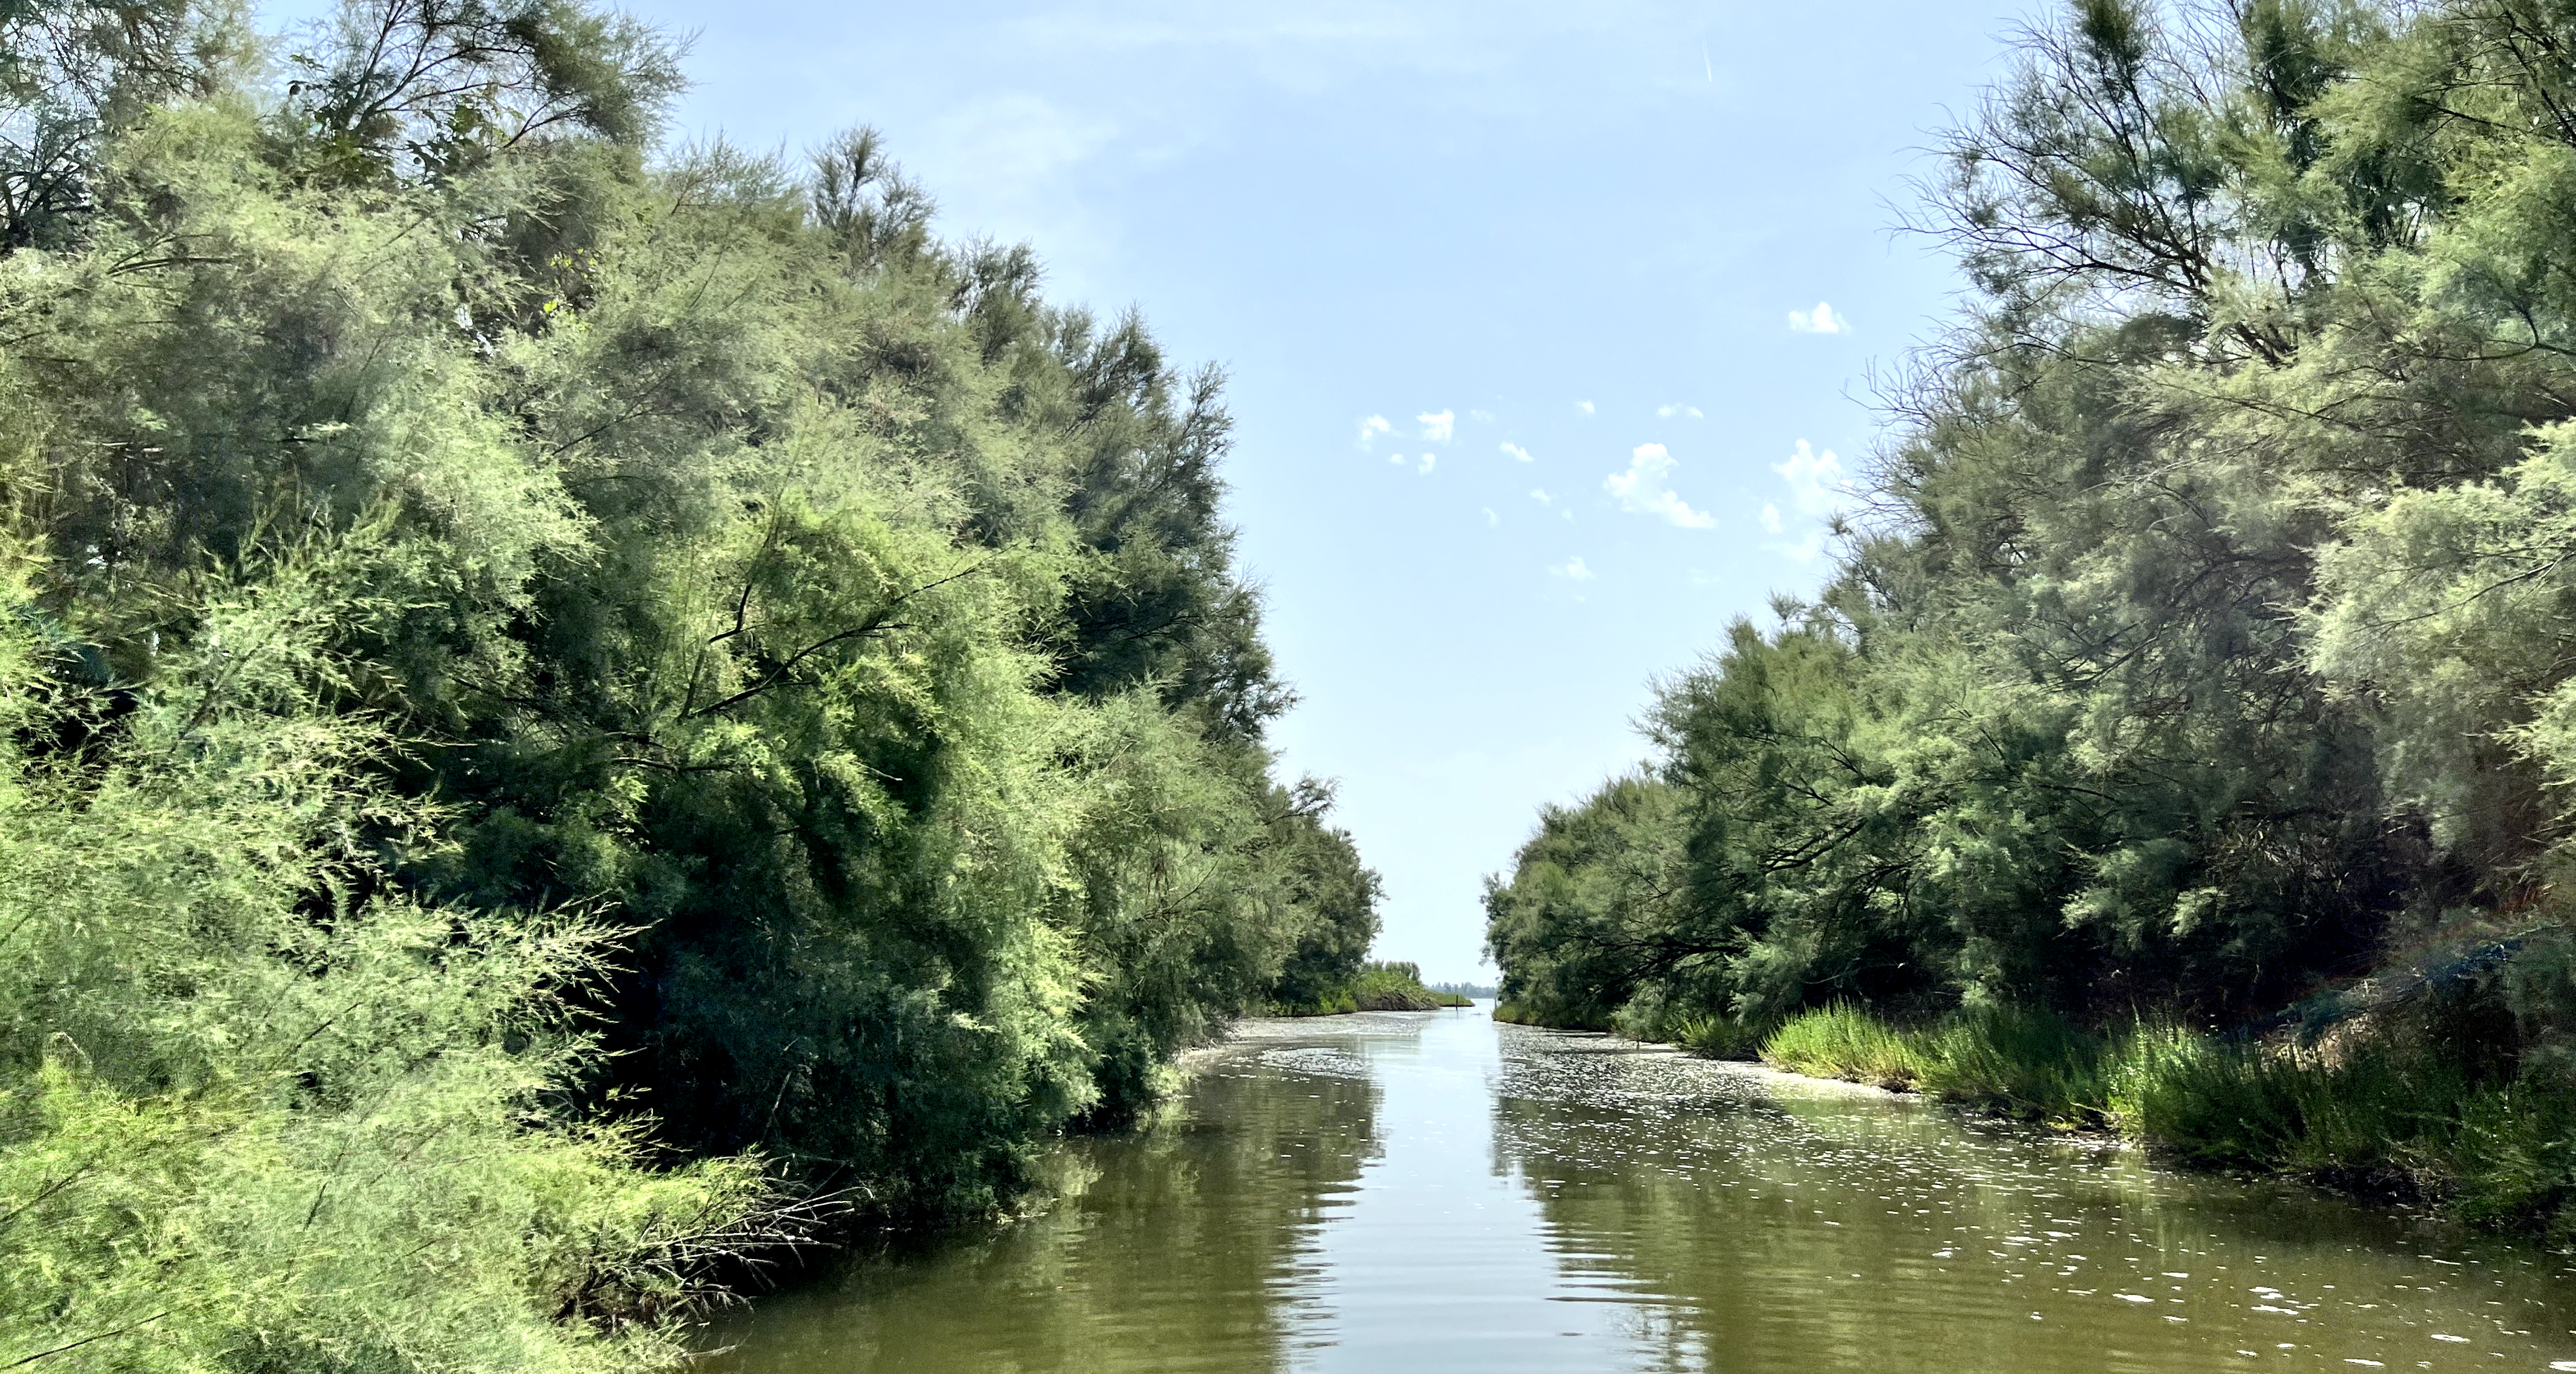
[{"left": 704, "top": 1004, "right": 2576, "bottom": 1372}]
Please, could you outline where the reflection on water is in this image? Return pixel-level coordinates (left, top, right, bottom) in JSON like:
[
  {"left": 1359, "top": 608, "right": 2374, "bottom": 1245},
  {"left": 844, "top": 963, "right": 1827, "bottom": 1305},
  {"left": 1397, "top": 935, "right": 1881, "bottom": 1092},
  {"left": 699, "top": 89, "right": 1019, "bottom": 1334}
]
[{"left": 702, "top": 1005, "right": 2576, "bottom": 1373}]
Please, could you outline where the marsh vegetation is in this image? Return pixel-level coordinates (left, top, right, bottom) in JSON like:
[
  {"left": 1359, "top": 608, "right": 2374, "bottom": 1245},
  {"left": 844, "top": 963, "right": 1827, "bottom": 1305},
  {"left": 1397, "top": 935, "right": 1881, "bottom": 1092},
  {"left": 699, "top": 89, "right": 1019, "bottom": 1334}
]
[{"left": 1488, "top": 0, "right": 2576, "bottom": 1241}]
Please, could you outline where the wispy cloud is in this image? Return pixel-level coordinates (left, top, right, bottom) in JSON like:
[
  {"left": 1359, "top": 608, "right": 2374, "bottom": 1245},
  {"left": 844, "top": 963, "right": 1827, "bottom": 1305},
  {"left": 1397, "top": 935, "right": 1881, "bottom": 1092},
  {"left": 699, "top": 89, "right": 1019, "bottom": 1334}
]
[
  {"left": 1500, "top": 442, "right": 1533, "bottom": 463},
  {"left": 1759, "top": 501, "right": 1783, "bottom": 534},
  {"left": 1657, "top": 403, "right": 1705, "bottom": 419},
  {"left": 1468, "top": 408, "right": 1495, "bottom": 423},
  {"left": 1529, "top": 488, "right": 1552, "bottom": 504},
  {"left": 1418, "top": 452, "right": 1437, "bottom": 475},
  {"left": 1418, "top": 409, "right": 1456, "bottom": 443},
  {"left": 928, "top": 93, "right": 1118, "bottom": 186},
  {"left": 1787, "top": 301, "right": 1848, "bottom": 335},
  {"left": 1603, "top": 443, "right": 1717, "bottom": 529},
  {"left": 1774, "top": 440, "right": 1852, "bottom": 515},
  {"left": 1357, "top": 414, "right": 1392, "bottom": 448},
  {"left": 1483, "top": 506, "right": 1499, "bottom": 527},
  {"left": 1575, "top": 400, "right": 1596, "bottom": 416},
  {"left": 1552, "top": 556, "right": 1594, "bottom": 582}
]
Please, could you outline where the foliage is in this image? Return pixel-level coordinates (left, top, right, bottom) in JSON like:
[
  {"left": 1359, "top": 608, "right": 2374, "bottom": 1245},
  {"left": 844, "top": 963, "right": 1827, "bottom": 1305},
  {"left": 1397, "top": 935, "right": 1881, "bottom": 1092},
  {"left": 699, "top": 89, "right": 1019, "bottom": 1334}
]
[
  {"left": 0, "top": 540, "right": 798, "bottom": 1372},
  {"left": 1760, "top": 1000, "right": 2576, "bottom": 1232},
  {"left": 1351, "top": 961, "right": 1468, "bottom": 1011},
  {"left": 0, "top": 0, "right": 1381, "bottom": 1359},
  {"left": 1273, "top": 961, "right": 1463, "bottom": 1016},
  {"left": 1490, "top": 0, "right": 2576, "bottom": 1229}
]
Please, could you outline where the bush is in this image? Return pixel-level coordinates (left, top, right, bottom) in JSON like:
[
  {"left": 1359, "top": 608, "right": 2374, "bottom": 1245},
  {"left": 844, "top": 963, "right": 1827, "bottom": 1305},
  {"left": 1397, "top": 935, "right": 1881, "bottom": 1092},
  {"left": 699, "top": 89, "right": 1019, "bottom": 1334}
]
[
  {"left": 1276, "top": 962, "right": 1467, "bottom": 1015},
  {"left": 0, "top": 553, "right": 787, "bottom": 1372},
  {"left": 1349, "top": 962, "right": 1468, "bottom": 1011}
]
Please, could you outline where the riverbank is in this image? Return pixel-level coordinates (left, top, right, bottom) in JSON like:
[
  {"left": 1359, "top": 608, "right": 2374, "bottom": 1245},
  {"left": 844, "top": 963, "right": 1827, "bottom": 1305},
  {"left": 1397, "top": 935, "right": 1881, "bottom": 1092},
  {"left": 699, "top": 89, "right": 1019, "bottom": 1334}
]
[
  {"left": 1729, "top": 1004, "right": 2576, "bottom": 1240},
  {"left": 702, "top": 1006, "right": 2576, "bottom": 1373}
]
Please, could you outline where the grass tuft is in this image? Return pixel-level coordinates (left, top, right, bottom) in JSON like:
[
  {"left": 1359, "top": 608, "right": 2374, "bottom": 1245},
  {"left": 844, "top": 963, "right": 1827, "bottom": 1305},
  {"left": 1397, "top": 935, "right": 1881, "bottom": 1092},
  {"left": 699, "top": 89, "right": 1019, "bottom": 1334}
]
[
  {"left": 1761, "top": 1003, "right": 1925, "bottom": 1090},
  {"left": 1757, "top": 1001, "right": 2576, "bottom": 1236}
]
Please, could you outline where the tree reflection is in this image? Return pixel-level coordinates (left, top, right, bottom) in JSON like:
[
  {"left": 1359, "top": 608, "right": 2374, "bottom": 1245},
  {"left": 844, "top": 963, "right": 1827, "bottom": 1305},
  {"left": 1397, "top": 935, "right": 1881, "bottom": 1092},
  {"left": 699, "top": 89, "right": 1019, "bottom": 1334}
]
[{"left": 703, "top": 1048, "right": 1382, "bottom": 1374}]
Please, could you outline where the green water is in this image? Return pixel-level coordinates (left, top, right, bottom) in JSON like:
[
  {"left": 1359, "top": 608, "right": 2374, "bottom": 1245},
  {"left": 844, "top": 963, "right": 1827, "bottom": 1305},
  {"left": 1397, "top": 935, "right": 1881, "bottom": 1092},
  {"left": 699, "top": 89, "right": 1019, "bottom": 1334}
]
[{"left": 702, "top": 1004, "right": 2576, "bottom": 1373}]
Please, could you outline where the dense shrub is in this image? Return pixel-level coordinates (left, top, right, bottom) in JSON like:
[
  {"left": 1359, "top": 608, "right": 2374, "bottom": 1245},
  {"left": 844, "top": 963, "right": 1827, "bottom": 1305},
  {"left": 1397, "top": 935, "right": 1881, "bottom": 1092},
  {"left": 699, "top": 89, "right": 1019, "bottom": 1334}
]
[
  {"left": 0, "top": 0, "right": 1386, "bottom": 1360},
  {"left": 1487, "top": 0, "right": 2576, "bottom": 1232}
]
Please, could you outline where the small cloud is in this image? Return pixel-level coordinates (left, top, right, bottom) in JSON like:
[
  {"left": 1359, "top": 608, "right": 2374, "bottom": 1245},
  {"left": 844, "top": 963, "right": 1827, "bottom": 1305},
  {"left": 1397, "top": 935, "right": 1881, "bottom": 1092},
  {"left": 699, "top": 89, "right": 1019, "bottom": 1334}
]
[
  {"left": 1483, "top": 506, "right": 1500, "bottom": 527},
  {"left": 1418, "top": 409, "right": 1456, "bottom": 444},
  {"left": 1386, "top": 452, "right": 1406, "bottom": 466},
  {"left": 1774, "top": 439, "right": 1852, "bottom": 515},
  {"left": 1418, "top": 452, "right": 1437, "bottom": 475},
  {"left": 1657, "top": 403, "right": 1705, "bottom": 419},
  {"left": 1500, "top": 442, "right": 1534, "bottom": 463},
  {"left": 1604, "top": 442, "right": 1717, "bottom": 529},
  {"left": 1357, "top": 414, "right": 1392, "bottom": 448},
  {"left": 1561, "top": 508, "right": 1573, "bottom": 520},
  {"left": 1575, "top": 400, "right": 1596, "bottom": 416},
  {"left": 1763, "top": 441, "right": 1853, "bottom": 561},
  {"left": 1552, "top": 556, "right": 1594, "bottom": 582},
  {"left": 1787, "top": 301, "right": 1848, "bottom": 335},
  {"left": 1468, "top": 408, "right": 1495, "bottom": 423},
  {"left": 1529, "top": 488, "right": 1552, "bottom": 504}
]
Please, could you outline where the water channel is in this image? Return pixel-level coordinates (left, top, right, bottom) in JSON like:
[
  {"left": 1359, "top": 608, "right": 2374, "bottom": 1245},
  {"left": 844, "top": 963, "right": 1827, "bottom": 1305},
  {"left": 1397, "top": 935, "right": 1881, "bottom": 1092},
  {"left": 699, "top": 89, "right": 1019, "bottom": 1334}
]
[{"left": 703, "top": 1003, "right": 2576, "bottom": 1373}]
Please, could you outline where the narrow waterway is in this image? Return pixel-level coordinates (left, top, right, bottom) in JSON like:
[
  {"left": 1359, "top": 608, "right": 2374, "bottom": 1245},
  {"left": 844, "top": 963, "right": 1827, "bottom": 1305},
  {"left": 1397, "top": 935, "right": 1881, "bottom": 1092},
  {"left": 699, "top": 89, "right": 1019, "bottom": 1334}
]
[{"left": 702, "top": 1004, "right": 2576, "bottom": 1373}]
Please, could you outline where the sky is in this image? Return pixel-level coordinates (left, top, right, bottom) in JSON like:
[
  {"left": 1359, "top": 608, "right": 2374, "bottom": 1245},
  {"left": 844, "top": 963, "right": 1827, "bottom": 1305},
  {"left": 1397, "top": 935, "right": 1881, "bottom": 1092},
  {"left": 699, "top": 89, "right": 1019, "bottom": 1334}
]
[{"left": 268, "top": 0, "right": 2028, "bottom": 982}]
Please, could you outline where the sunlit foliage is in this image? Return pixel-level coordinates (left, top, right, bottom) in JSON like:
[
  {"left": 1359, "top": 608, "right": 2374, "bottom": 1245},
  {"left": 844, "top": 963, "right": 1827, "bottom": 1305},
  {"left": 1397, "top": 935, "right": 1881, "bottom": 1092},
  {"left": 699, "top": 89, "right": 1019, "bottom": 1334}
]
[
  {"left": 0, "top": 0, "right": 1377, "bottom": 1362},
  {"left": 1489, "top": 0, "right": 2576, "bottom": 1224}
]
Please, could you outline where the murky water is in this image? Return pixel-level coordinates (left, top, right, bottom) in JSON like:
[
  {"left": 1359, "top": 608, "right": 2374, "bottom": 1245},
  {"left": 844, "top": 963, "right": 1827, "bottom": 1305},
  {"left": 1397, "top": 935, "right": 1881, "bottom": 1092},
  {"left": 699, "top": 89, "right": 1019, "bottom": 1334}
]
[{"left": 702, "top": 1003, "right": 2576, "bottom": 1373}]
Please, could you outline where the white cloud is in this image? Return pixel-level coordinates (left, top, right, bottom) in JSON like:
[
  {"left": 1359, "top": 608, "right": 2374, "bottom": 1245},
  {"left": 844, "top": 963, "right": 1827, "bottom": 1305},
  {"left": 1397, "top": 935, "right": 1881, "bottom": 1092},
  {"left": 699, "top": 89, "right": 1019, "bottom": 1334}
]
[
  {"left": 1483, "top": 506, "right": 1500, "bottom": 527},
  {"left": 1418, "top": 453, "right": 1437, "bottom": 475},
  {"left": 927, "top": 93, "right": 1116, "bottom": 187},
  {"left": 1357, "top": 414, "right": 1392, "bottom": 448},
  {"left": 1500, "top": 442, "right": 1533, "bottom": 463},
  {"left": 1603, "top": 443, "right": 1717, "bottom": 529},
  {"left": 1553, "top": 556, "right": 1594, "bottom": 582},
  {"left": 1418, "top": 409, "right": 1455, "bottom": 444},
  {"left": 1657, "top": 403, "right": 1705, "bottom": 419},
  {"left": 1787, "top": 301, "right": 1849, "bottom": 335},
  {"left": 1468, "top": 408, "right": 1495, "bottom": 423},
  {"left": 1575, "top": 400, "right": 1596, "bottom": 416},
  {"left": 1529, "top": 488, "right": 1552, "bottom": 504},
  {"left": 1386, "top": 452, "right": 1406, "bottom": 466},
  {"left": 1773, "top": 439, "right": 1853, "bottom": 515},
  {"left": 1760, "top": 440, "right": 1853, "bottom": 561}
]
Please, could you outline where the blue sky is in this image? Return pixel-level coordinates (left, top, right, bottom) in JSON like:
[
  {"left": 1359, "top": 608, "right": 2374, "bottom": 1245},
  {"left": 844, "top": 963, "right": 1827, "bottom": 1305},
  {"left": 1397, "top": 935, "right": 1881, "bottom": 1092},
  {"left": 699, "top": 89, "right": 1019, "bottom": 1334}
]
[{"left": 271, "top": 0, "right": 2027, "bottom": 980}]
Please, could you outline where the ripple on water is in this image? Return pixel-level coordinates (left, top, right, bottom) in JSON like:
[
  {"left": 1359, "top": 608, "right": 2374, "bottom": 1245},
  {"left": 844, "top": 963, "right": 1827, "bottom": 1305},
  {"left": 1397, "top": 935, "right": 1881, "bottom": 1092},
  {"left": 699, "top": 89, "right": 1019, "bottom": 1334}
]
[{"left": 698, "top": 1008, "right": 2576, "bottom": 1374}]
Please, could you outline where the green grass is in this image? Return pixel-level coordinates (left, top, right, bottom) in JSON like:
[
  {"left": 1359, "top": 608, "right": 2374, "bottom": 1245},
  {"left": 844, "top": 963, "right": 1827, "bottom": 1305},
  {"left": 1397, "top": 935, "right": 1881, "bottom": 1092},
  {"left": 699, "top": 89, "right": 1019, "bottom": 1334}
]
[
  {"left": 1913, "top": 1005, "right": 2104, "bottom": 1121},
  {"left": 1760, "top": 1003, "right": 2126, "bottom": 1124},
  {"left": 1753, "top": 1002, "right": 2576, "bottom": 1237},
  {"left": 1760, "top": 1003, "right": 1931, "bottom": 1091}
]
